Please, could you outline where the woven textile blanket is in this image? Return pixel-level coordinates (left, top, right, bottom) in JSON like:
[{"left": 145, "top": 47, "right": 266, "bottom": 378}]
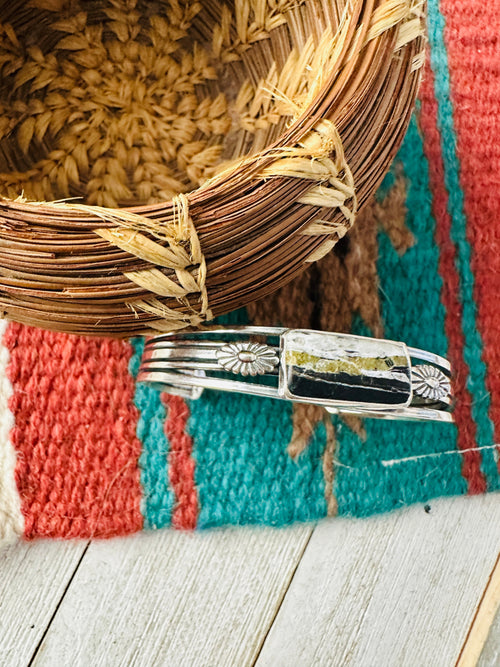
[{"left": 1, "top": 0, "right": 499, "bottom": 546}]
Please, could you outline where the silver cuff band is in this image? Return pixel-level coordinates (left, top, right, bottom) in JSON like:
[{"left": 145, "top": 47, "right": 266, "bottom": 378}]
[{"left": 137, "top": 327, "right": 453, "bottom": 422}]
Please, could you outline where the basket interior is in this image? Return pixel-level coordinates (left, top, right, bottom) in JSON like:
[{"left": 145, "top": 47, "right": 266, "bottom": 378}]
[{"left": 0, "top": 0, "right": 337, "bottom": 207}]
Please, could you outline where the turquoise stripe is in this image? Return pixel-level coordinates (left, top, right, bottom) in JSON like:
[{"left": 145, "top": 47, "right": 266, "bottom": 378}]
[
  {"left": 187, "top": 310, "right": 327, "bottom": 526},
  {"left": 336, "top": 116, "right": 465, "bottom": 517},
  {"left": 130, "top": 338, "right": 174, "bottom": 529},
  {"left": 189, "top": 392, "right": 327, "bottom": 527},
  {"left": 427, "top": 0, "right": 498, "bottom": 488}
]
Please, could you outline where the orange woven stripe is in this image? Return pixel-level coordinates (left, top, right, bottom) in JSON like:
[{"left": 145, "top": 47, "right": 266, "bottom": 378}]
[
  {"left": 4, "top": 323, "right": 143, "bottom": 539},
  {"left": 419, "top": 56, "right": 486, "bottom": 493},
  {"left": 440, "top": 0, "right": 500, "bottom": 472},
  {"left": 162, "top": 394, "right": 198, "bottom": 530}
]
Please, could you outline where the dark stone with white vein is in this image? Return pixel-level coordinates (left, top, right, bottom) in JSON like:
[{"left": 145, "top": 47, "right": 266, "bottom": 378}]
[{"left": 281, "top": 330, "right": 412, "bottom": 408}]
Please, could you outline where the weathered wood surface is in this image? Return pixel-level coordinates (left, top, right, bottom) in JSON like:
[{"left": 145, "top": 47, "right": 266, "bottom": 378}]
[
  {"left": 479, "top": 607, "right": 500, "bottom": 667},
  {"left": 476, "top": 554, "right": 500, "bottom": 667},
  {"left": 255, "top": 494, "right": 500, "bottom": 667},
  {"left": 0, "top": 494, "right": 498, "bottom": 667},
  {"left": 0, "top": 541, "right": 87, "bottom": 667},
  {"left": 30, "top": 527, "right": 312, "bottom": 667}
]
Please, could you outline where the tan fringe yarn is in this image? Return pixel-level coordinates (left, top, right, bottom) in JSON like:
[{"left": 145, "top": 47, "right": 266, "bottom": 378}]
[{"left": 0, "top": 0, "right": 426, "bottom": 336}]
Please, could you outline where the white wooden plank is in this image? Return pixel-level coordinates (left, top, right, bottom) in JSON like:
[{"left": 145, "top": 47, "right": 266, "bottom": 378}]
[
  {"left": 31, "top": 526, "right": 312, "bottom": 667},
  {"left": 478, "top": 571, "right": 500, "bottom": 667},
  {"left": 256, "top": 494, "right": 500, "bottom": 667},
  {"left": 0, "top": 540, "right": 87, "bottom": 667},
  {"left": 458, "top": 552, "right": 500, "bottom": 667}
]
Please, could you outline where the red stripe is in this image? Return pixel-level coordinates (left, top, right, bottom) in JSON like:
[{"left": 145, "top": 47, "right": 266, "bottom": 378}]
[
  {"left": 440, "top": 1, "right": 500, "bottom": 472},
  {"left": 162, "top": 394, "right": 198, "bottom": 530},
  {"left": 418, "top": 55, "right": 487, "bottom": 493},
  {"left": 5, "top": 323, "right": 143, "bottom": 539}
]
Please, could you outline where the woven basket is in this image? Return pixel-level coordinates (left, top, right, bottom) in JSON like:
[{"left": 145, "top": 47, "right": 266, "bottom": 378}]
[{"left": 0, "top": 0, "right": 425, "bottom": 336}]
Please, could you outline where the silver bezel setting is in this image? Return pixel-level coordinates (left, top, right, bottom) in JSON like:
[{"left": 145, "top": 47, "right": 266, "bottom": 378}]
[{"left": 279, "top": 329, "right": 413, "bottom": 410}]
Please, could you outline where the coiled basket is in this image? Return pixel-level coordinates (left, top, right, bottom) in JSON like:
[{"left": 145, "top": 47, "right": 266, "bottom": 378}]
[{"left": 0, "top": 0, "right": 425, "bottom": 336}]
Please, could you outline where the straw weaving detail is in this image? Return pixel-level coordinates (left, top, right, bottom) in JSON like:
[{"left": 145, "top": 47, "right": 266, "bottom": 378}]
[{"left": 0, "top": 0, "right": 425, "bottom": 336}]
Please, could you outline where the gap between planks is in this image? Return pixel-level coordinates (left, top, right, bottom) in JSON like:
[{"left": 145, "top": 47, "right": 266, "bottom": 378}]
[
  {"left": 1, "top": 494, "right": 499, "bottom": 667},
  {"left": 457, "top": 551, "right": 500, "bottom": 667},
  {"left": 255, "top": 494, "right": 500, "bottom": 667},
  {"left": 28, "top": 525, "right": 313, "bottom": 667},
  {"left": 27, "top": 543, "right": 90, "bottom": 667},
  {"left": 251, "top": 527, "right": 316, "bottom": 665},
  {"left": 0, "top": 540, "right": 88, "bottom": 667}
]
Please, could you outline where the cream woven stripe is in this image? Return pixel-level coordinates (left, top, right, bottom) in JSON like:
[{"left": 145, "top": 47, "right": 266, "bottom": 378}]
[{"left": 0, "top": 320, "right": 24, "bottom": 547}]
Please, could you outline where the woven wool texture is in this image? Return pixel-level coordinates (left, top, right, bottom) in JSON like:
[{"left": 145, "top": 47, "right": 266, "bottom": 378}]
[{"left": 0, "top": 0, "right": 500, "bottom": 544}]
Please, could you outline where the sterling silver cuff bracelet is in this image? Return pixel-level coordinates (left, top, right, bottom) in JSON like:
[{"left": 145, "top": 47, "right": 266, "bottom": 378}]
[{"left": 137, "top": 327, "right": 453, "bottom": 422}]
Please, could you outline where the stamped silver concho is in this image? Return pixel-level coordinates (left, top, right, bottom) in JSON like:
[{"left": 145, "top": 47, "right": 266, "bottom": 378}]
[
  {"left": 216, "top": 342, "right": 279, "bottom": 376},
  {"left": 138, "top": 327, "right": 453, "bottom": 422}
]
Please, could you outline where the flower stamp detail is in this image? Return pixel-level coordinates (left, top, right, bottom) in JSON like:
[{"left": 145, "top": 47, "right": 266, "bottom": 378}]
[
  {"left": 216, "top": 342, "right": 279, "bottom": 376},
  {"left": 411, "top": 365, "right": 451, "bottom": 402}
]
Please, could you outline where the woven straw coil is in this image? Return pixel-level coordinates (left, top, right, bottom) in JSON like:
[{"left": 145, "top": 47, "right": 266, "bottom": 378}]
[{"left": 0, "top": 0, "right": 425, "bottom": 336}]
